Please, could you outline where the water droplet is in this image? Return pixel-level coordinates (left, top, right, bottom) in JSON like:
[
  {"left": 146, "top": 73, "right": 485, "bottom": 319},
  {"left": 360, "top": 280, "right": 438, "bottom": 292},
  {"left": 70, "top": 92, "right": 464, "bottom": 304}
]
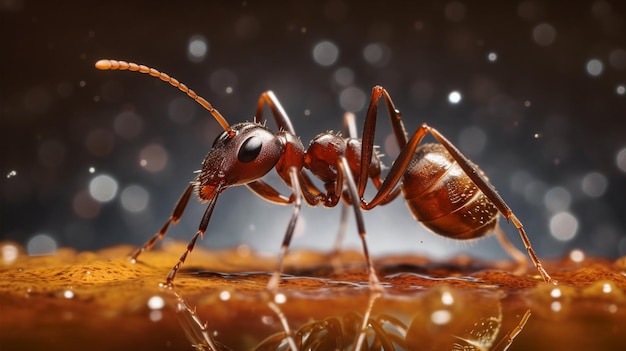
[
  {"left": 487, "top": 52, "right": 498, "bottom": 62},
  {"left": 6, "top": 170, "right": 17, "bottom": 179},
  {"left": 616, "top": 84, "right": 625, "bottom": 96}
]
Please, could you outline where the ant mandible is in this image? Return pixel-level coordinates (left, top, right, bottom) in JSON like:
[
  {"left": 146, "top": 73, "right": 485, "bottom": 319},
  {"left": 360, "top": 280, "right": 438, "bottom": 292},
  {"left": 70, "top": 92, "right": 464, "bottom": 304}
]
[{"left": 95, "top": 59, "right": 553, "bottom": 291}]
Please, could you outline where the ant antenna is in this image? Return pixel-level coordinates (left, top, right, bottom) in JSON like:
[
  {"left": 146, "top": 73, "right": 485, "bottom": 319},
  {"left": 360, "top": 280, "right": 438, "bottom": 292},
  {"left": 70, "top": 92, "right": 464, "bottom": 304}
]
[{"left": 95, "top": 59, "right": 234, "bottom": 135}]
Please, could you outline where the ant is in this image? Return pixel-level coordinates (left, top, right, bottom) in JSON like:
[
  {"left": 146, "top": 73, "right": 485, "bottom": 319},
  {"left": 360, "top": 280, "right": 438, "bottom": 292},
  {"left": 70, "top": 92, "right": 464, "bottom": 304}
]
[{"left": 95, "top": 59, "right": 553, "bottom": 291}]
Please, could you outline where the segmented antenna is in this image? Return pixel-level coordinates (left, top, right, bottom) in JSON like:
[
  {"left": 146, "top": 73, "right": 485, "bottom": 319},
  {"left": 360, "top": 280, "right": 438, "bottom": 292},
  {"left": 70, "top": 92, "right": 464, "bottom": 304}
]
[{"left": 95, "top": 59, "right": 233, "bottom": 135}]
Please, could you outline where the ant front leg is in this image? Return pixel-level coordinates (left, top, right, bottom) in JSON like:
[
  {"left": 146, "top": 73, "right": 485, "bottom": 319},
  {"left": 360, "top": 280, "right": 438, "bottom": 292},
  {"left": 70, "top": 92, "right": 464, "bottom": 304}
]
[
  {"left": 163, "top": 184, "right": 223, "bottom": 287},
  {"left": 130, "top": 183, "right": 194, "bottom": 262}
]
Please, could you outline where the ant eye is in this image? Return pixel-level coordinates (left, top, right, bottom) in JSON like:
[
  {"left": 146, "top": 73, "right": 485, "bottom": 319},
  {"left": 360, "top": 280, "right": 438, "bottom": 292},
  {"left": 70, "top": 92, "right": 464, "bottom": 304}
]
[{"left": 238, "top": 136, "right": 263, "bottom": 163}]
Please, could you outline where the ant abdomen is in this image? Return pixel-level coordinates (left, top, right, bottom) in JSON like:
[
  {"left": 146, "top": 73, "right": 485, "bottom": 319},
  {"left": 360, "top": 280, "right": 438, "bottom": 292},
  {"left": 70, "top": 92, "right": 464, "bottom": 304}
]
[{"left": 402, "top": 143, "right": 499, "bottom": 240}]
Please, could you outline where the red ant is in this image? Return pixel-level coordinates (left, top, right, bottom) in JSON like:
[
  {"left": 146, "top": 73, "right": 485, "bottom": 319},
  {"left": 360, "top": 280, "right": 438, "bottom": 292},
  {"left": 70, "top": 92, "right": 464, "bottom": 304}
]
[{"left": 95, "top": 59, "right": 553, "bottom": 291}]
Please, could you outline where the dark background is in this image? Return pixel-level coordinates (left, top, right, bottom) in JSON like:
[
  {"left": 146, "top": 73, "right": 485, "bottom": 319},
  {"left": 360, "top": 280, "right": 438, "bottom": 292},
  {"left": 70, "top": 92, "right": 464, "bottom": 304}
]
[{"left": 2, "top": 0, "right": 625, "bottom": 261}]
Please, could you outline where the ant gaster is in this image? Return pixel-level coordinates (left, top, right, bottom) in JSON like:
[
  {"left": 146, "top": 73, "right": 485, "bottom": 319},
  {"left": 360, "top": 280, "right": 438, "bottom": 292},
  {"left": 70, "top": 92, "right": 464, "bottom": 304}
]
[{"left": 95, "top": 59, "right": 553, "bottom": 291}]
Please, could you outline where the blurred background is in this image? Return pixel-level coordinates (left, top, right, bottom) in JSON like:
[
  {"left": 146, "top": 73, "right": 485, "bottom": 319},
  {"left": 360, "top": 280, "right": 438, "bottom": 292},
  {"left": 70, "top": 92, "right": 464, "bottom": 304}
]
[{"left": 2, "top": 1, "right": 625, "bottom": 261}]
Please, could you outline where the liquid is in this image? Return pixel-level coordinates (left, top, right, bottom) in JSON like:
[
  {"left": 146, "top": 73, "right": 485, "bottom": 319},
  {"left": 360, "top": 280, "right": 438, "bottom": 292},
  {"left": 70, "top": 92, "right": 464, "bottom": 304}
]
[{"left": 0, "top": 241, "right": 624, "bottom": 350}]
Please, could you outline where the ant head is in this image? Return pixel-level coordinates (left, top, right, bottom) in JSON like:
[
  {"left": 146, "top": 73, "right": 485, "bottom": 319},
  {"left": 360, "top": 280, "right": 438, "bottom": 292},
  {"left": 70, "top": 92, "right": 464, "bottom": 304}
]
[
  {"left": 196, "top": 123, "right": 283, "bottom": 201},
  {"left": 94, "top": 60, "right": 283, "bottom": 200}
]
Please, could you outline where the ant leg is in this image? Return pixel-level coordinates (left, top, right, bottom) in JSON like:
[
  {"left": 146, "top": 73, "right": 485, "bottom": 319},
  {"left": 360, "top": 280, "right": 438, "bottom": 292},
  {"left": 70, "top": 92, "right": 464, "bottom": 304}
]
[
  {"left": 255, "top": 90, "right": 296, "bottom": 135},
  {"left": 358, "top": 86, "right": 410, "bottom": 203},
  {"left": 338, "top": 156, "right": 382, "bottom": 291},
  {"left": 130, "top": 183, "right": 194, "bottom": 262},
  {"left": 246, "top": 180, "right": 293, "bottom": 204},
  {"left": 493, "top": 223, "right": 529, "bottom": 273},
  {"left": 331, "top": 204, "right": 350, "bottom": 259},
  {"left": 492, "top": 309, "right": 531, "bottom": 351},
  {"left": 267, "top": 167, "right": 303, "bottom": 292},
  {"left": 426, "top": 126, "right": 553, "bottom": 283},
  {"left": 164, "top": 185, "right": 223, "bottom": 287},
  {"left": 329, "top": 113, "right": 357, "bottom": 269}
]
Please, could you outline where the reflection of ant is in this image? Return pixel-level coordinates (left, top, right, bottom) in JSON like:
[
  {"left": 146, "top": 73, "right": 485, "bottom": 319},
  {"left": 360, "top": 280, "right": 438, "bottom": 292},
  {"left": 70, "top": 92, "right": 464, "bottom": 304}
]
[
  {"left": 255, "top": 292, "right": 531, "bottom": 351},
  {"left": 96, "top": 60, "right": 552, "bottom": 291}
]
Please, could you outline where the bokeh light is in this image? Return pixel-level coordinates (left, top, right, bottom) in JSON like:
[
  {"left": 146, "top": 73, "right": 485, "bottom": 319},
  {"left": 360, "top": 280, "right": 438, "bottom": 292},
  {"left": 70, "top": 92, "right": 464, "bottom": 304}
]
[
  {"left": 38, "top": 139, "right": 66, "bottom": 167},
  {"left": 363, "top": 43, "right": 391, "bottom": 67},
  {"left": 339, "top": 86, "right": 366, "bottom": 112},
  {"left": 312, "top": 40, "right": 339, "bottom": 66},
  {"left": 543, "top": 186, "right": 572, "bottom": 213},
  {"left": 333, "top": 67, "right": 355, "bottom": 87},
  {"left": 120, "top": 185, "right": 150, "bottom": 213},
  {"left": 73, "top": 190, "right": 101, "bottom": 218},
  {"left": 139, "top": 144, "right": 168, "bottom": 172},
  {"left": 1, "top": 243, "right": 19, "bottom": 264},
  {"left": 581, "top": 171, "right": 608, "bottom": 197},
  {"left": 532, "top": 23, "right": 557, "bottom": 46},
  {"left": 85, "top": 129, "right": 115, "bottom": 156},
  {"left": 89, "top": 174, "right": 119, "bottom": 203},
  {"left": 113, "top": 111, "right": 143, "bottom": 139},
  {"left": 458, "top": 126, "right": 486, "bottom": 156},
  {"left": 187, "top": 34, "right": 208, "bottom": 63},
  {"left": 585, "top": 59, "right": 604, "bottom": 77},
  {"left": 616, "top": 147, "right": 626, "bottom": 173},
  {"left": 549, "top": 212, "right": 579, "bottom": 241},
  {"left": 27, "top": 233, "right": 57, "bottom": 256},
  {"left": 448, "top": 90, "right": 462, "bottom": 104},
  {"left": 168, "top": 97, "right": 196, "bottom": 125},
  {"left": 209, "top": 68, "right": 238, "bottom": 96}
]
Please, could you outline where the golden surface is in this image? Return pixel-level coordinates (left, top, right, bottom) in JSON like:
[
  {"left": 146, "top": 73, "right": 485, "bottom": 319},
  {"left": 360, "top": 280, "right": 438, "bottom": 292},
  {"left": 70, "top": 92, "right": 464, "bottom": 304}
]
[{"left": 1, "top": 241, "right": 625, "bottom": 350}]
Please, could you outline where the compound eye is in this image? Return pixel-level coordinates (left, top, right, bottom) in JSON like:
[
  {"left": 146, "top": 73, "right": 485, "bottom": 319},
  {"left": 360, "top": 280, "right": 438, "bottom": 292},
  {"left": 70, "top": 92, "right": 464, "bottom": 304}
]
[{"left": 237, "top": 136, "right": 263, "bottom": 163}]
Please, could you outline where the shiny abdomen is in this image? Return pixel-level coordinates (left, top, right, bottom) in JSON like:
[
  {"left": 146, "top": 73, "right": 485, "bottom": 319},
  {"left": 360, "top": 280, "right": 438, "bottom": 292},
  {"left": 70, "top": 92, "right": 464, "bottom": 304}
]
[{"left": 401, "top": 143, "right": 499, "bottom": 240}]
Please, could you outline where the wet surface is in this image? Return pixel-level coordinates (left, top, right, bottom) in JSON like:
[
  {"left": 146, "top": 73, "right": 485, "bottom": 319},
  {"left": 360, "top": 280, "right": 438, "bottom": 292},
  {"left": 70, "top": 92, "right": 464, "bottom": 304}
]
[{"left": 1, "top": 242, "right": 625, "bottom": 350}]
